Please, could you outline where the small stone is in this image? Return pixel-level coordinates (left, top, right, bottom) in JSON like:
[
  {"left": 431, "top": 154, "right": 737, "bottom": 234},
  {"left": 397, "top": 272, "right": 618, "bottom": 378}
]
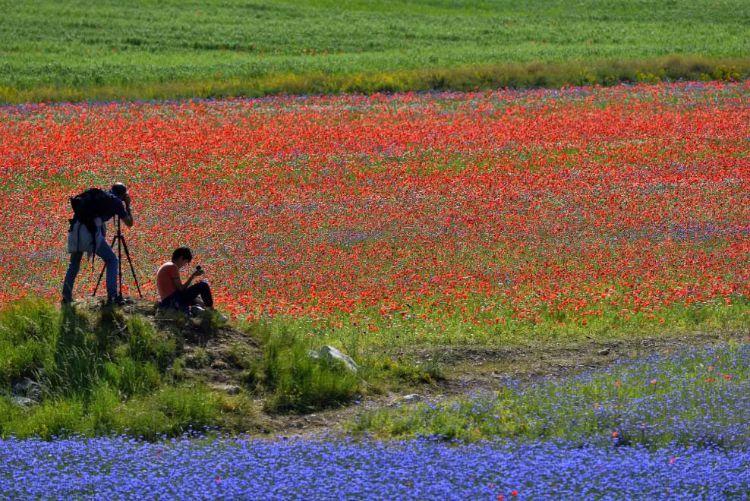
[
  {"left": 211, "top": 360, "right": 229, "bottom": 370},
  {"left": 210, "top": 384, "right": 241, "bottom": 395},
  {"left": 185, "top": 352, "right": 210, "bottom": 368},
  {"left": 399, "top": 394, "right": 423, "bottom": 404},
  {"left": 11, "top": 396, "right": 36, "bottom": 408},
  {"left": 12, "top": 378, "right": 41, "bottom": 401},
  {"left": 598, "top": 348, "right": 611, "bottom": 356}
]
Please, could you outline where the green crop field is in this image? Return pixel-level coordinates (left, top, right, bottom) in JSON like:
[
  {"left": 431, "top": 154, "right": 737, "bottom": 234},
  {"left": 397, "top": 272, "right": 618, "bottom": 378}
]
[{"left": 1, "top": 0, "right": 748, "bottom": 102}]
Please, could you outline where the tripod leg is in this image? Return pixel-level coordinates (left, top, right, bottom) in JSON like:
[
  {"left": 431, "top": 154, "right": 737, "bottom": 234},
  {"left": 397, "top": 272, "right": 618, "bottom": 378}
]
[
  {"left": 117, "top": 218, "right": 123, "bottom": 297},
  {"left": 119, "top": 235, "right": 143, "bottom": 299},
  {"left": 92, "top": 234, "right": 118, "bottom": 297}
]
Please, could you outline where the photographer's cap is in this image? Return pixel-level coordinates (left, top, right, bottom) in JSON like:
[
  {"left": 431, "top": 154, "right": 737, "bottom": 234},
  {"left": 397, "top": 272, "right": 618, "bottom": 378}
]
[{"left": 111, "top": 182, "right": 128, "bottom": 198}]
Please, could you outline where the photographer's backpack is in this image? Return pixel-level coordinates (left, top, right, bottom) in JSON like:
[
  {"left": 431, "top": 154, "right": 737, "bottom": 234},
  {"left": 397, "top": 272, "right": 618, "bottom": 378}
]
[{"left": 69, "top": 188, "right": 110, "bottom": 243}]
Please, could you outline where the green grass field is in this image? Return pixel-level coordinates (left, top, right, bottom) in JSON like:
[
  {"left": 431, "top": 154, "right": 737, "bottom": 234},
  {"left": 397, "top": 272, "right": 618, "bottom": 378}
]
[{"left": 1, "top": 0, "right": 748, "bottom": 102}]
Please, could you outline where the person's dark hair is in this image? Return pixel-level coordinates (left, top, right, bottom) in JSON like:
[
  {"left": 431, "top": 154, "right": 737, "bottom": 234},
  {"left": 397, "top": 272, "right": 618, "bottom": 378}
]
[
  {"left": 111, "top": 182, "right": 128, "bottom": 198},
  {"left": 172, "top": 247, "right": 193, "bottom": 262}
]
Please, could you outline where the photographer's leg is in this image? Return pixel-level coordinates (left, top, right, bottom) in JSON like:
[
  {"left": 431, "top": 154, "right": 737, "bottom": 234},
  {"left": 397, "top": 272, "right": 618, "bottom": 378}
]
[
  {"left": 96, "top": 239, "right": 119, "bottom": 300},
  {"left": 62, "top": 252, "right": 83, "bottom": 303}
]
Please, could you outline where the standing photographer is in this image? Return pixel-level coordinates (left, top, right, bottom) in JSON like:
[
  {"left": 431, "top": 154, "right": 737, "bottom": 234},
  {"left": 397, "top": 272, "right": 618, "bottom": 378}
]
[
  {"left": 62, "top": 182, "right": 133, "bottom": 305},
  {"left": 156, "top": 246, "right": 215, "bottom": 314}
]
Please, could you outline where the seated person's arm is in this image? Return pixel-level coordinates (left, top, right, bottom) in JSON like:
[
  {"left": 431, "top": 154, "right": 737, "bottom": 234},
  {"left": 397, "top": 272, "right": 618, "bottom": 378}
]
[{"left": 171, "top": 268, "right": 201, "bottom": 291}]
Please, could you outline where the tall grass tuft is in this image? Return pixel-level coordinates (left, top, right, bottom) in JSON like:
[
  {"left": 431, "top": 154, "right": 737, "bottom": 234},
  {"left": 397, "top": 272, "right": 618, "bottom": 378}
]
[
  {"left": 0, "top": 299, "right": 59, "bottom": 386},
  {"left": 126, "top": 315, "right": 178, "bottom": 371},
  {"left": 245, "top": 323, "right": 360, "bottom": 413},
  {"left": 41, "top": 306, "right": 104, "bottom": 397}
]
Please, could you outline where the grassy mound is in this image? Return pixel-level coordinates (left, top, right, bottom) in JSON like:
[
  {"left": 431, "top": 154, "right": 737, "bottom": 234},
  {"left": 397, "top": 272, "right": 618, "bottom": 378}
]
[
  {"left": 0, "top": 299, "right": 232, "bottom": 439},
  {"left": 1, "top": 0, "right": 748, "bottom": 103},
  {"left": 0, "top": 298, "right": 436, "bottom": 439}
]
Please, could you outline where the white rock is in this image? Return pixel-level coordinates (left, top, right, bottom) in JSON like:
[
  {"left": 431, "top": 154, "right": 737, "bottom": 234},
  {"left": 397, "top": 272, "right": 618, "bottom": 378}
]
[
  {"left": 310, "top": 345, "right": 359, "bottom": 373},
  {"left": 389, "top": 394, "right": 424, "bottom": 408},
  {"left": 210, "top": 384, "right": 241, "bottom": 395},
  {"left": 11, "top": 396, "right": 36, "bottom": 408},
  {"left": 401, "top": 394, "right": 423, "bottom": 404}
]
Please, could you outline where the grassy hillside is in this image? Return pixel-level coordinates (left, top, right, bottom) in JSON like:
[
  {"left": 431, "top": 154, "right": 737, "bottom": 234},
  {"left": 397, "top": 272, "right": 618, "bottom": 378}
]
[
  {"left": 1, "top": 0, "right": 748, "bottom": 102},
  {"left": 0, "top": 299, "right": 441, "bottom": 439}
]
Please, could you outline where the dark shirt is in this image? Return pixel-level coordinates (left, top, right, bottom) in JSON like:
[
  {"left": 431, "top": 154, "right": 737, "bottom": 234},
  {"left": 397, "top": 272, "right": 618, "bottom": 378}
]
[{"left": 100, "top": 191, "right": 129, "bottom": 222}]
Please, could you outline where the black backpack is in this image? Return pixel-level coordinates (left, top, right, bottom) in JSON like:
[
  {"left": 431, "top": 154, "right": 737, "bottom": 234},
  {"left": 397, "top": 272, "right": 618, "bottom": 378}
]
[{"left": 69, "top": 188, "right": 110, "bottom": 236}]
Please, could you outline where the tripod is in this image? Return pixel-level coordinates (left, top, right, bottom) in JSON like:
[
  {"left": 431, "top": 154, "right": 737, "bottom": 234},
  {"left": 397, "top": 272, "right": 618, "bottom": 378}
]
[{"left": 92, "top": 216, "right": 143, "bottom": 299}]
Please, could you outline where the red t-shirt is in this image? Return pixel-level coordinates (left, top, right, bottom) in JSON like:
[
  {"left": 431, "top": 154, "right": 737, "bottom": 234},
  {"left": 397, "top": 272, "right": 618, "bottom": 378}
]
[{"left": 156, "top": 262, "right": 180, "bottom": 300}]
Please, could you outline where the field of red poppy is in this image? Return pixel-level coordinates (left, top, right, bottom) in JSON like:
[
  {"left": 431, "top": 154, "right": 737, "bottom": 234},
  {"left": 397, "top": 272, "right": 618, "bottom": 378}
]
[{"left": 1, "top": 81, "right": 748, "bottom": 347}]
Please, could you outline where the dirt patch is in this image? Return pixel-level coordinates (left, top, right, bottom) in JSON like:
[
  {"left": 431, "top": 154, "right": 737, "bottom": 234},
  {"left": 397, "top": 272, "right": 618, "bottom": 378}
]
[{"left": 418, "top": 329, "right": 749, "bottom": 387}]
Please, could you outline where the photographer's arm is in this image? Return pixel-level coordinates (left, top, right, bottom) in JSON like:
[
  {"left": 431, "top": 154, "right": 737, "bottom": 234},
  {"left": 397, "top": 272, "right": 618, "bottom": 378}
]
[{"left": 121, "top": 195, "right": 134, "bottom": 227}]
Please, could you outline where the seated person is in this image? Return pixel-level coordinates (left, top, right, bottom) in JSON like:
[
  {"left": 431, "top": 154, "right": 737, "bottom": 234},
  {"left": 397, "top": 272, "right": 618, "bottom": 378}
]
[{"left": 157, "top": 246, "right": 214, "bottom": 313}]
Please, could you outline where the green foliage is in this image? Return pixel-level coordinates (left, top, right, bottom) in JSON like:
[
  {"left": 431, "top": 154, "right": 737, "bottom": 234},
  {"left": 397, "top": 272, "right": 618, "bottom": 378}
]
[
  {"left": 239, "top": 297, "right": 750, "bottom": 352},
  {"left": 0, "top": 296, "right": 746, "bottom": 439},
  {"left": 126, "top": 316, "right": 177, "bottom": 371},
  {"left": 0, "top": 299, "right": 224, "bottom": 439},
  {"left": 112, "top": 385, "right": 222, "bottom": 440},
  {"left": 365, "top": 356, "right": 445, "bottom": 387},
  {"left": 87, "top": 384, "right": 120, "bottom": 434},
  {"left": 0, "top": 396, "right": 86, "bottom": 440},
  {"left": 225, "top": 342, "right": 256, "bottom": 370},
  {"left": 167, "top": 357, "right": 187, "bottom": 382},
  {"left": 16, "top": 400, "right": 87, "bottom": 440},
  {"left": 103, "top": 359, "right": 161, "bottom": 398},
  {"left": 41, "top": 306, "right": 102, "bottom": 397},
  {"left": 0, "top": 299, "right": 59, "bottom": 385},
  {"left": 186, "top": 348, "right": 211, "bottom": 369},
  {"left": 0, "top": 0, "right": 748, "bottom": 102},
  {"left": 245, "top": 323, "right": 360, "bottom": 413},
  {"left": 152, "top": 385, "right": 220, "bottom": 430},
  {"left": 0, "top": 384, "right": 222, "bottom": 440}
]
